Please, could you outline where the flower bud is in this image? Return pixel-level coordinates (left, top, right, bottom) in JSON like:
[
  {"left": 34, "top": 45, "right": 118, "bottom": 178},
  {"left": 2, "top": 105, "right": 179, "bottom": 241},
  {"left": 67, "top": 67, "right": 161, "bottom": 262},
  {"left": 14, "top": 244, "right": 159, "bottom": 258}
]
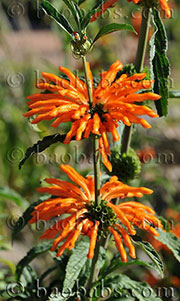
[
  {"left": 71, "top": 33, "right": 92, "bottom": 57},
  {"left": 106, "top": 147, "right": 141, "bottom": 183}
]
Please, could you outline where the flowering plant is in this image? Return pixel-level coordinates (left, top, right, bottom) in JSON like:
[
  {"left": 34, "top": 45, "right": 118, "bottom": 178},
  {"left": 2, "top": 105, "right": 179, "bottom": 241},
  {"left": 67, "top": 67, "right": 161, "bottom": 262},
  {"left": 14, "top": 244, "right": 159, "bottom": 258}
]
[{"left": 8, "top": 0, "right": 180, "bottom": 300}]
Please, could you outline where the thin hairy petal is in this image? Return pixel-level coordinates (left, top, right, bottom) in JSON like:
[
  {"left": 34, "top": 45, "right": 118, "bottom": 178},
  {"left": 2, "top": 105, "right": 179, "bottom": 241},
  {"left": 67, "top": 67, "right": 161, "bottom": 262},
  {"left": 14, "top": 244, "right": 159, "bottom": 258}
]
[
  {"left": 60, "top": 165, "right": 91, "bottom": 199},
  {"left": 63, "top": 121, "right": 80, "bottom": 144},
  {"left": 45, "top": 178, "right": 88, "bottom": 200},
  {"left": 115, "top": 224, "right": 136, "bottom": 258},
  {"left": 68, "top": 222, "right": 84, "bottom": 249},
  {"left": 92, "top": 113, "right": 101, "bottom": 135},
  {"left": 51, "top": 113, "right": 74, "bottom": 127},
  {"left": 159, "top": 0, "right": 171, "bottom": 18},
  {"left": 76, "top": 114, "right": 91, "bottom": 141},
  {"left": 109, "top": 226, "right": 127, "bottom": 262},
  {"left": 119, "top": 202, "right": 155, "bottom": 214},
  {"left": 59, "top": 66, "right": 87, "bottom": 97},
  {"left": 99, "top": 137, "right": 112, "bottom": 172},
  {"left": 84, "top": 119, "right": 93, "bottom": 138},
  {"left": 88, "top": 221, "right": 99, "bottom": 259},
  {"left": 107, "top": 202, "right": 136, "bottom": 235}
]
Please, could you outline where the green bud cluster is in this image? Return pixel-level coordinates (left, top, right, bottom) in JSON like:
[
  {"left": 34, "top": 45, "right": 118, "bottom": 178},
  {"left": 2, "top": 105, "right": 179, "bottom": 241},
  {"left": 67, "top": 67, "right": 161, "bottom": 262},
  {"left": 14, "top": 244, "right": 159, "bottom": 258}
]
[
  {"left": 71, "top": 31, "right": 91, "bottom": 57},
  {"left": 86, "top": 201, "right": 117, "bottom": 237},
  {"left": 107, "top": 147, "right": 141, "bottom": 183}
]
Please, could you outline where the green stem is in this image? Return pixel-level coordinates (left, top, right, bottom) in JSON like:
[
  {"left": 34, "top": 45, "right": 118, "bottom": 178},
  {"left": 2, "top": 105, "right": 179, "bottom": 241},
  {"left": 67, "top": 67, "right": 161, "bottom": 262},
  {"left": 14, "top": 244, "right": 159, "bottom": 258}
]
[
  {"left": 82, "top": 55, "right": 101, "bottom": 297},
  {"left": 121, "top": 7, "right": 151, "bottom": 155},
  {"left": 93, "top": 135, "right": 101, "bottom": 206},
  {"left": 82, "top": 55, "right": 93, "bottom": 109},
  {"left": 85, "top": 239, "right": 102, "bottom": 299},
  {"left": 135, "top": 8, "right": 151, "bottom": 72},
  {"left": 121, "top": 125, "right": 133, "bottom": 155}
]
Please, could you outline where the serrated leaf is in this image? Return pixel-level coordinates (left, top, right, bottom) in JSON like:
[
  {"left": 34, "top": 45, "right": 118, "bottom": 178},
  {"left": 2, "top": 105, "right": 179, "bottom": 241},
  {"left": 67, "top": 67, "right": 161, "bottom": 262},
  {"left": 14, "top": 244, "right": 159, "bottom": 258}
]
[
  {"left": 150, "top": 8, "right": 170, "bottom": 117},
  {"left": 134, "top": 241, "right": 164, "bottom": 277},
  {"left": 105, "top": 274, "right": 163, "bottom": 301},
  {"left": 0, "top": 187, "right": 28, "bottom": 209},
  {"left": 155, "top": 229, "right": 180, "bottom": 262},
  {"left": 12, "top": 199, "right": 44, "bottom": 240},
  {"left": 19, "top": 133, "right": 66, "bottom": 169},
  {"left": 63, "top": 237, "right": 89, "bottom": 293},
  {"left": 16, "top": 241, "right": 53, "bottom": 280},
  {"left": 93, "top": 23, "right": 136, "bottom": 44},
  {"left": 169, "top": 90, "right": 180, "bottom": 98},
  {"left": 41, "top": 0, "right": 74, "bottom": 36}
]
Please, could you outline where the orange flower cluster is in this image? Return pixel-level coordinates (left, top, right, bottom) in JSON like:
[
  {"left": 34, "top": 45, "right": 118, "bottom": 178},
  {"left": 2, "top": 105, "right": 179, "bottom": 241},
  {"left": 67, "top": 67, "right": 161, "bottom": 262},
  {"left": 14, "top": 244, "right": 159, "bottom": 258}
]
[
  {"left": 127, "top": 0, "right": 171, "bottom": 18},
  {"left": 90, "top": 0, "right": 171, "bottom": 22},
  {"left": 29, "top": 165, "right": 162, "bottom": 261},
  {"left": 24, "top": 60, "right": 160, "bottom": 171}
]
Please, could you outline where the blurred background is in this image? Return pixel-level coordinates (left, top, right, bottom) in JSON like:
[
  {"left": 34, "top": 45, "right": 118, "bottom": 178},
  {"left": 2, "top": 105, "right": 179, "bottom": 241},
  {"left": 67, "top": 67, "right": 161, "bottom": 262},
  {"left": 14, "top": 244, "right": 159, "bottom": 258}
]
[{"left": 0, "top": 0, "right": 180, "bottom": 300}]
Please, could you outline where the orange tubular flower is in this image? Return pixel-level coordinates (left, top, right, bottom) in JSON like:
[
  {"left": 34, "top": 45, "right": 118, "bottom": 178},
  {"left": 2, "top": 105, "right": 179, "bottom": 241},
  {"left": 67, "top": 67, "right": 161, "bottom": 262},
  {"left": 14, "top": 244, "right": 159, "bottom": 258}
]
[
  {"left": 24, "top": 60, "right": 160, "bottom": 171},
  {"left": 127, "top": 0, "right": 171, "bottom": 18},
  {"left": 29, "top": 165, "right": 162, "bottom": 261},
  {"left": 90, "top": 0, "right": 118, "bottom": 22},
  {"left": 90, "top": 0, "right": 171, "bottom": 22}
]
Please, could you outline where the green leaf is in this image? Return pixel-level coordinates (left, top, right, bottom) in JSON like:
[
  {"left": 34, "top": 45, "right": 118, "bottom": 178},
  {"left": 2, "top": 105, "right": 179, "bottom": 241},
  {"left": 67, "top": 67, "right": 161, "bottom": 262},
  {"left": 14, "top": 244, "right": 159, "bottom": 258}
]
[
  {"left": 93, "top": 23, "right": 136, "bottom": 44},
  {"left": 16, "top": 241, "right": 53, "bottom": 280},
  {"left": 0, "top": 187, "right": 28, "bottom": 208},
  {"left": 41, "top": 0, "right": 74, "bottom": 36},
  {"left": 62, "top": 237, "right": 89, "bottom": 293},
  {"left": 48, "top": 238, "right": 90, "bottom": 301},
  {"left": 150, "top": 8, "right": 170, "bottom": 117},
  {"left": 103, "top": 258, "right": 163, "bottom": 278},
  {"left": 105, "top": 274, "right": 163, "bottom": 301},
  {"left": 169, "top": 90, "right": 180, "bottom": 98},
  {"left": 61, "top": 0, "right": 82, "bottom": 29},
  {"left": 155, "top": 229, "right": 180, "bottom": 262},
  {"left": 134, "top": 241, "right": 164, "bottom": 277},
  {"left": 19, "top": 133, "right": 67, "bottom": 169},
  {"left": 12, "top": 199, "right": 45, "bottom": 240},
  {"left": 20, "top": 265, "right": 37, "bottom": 286}
]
